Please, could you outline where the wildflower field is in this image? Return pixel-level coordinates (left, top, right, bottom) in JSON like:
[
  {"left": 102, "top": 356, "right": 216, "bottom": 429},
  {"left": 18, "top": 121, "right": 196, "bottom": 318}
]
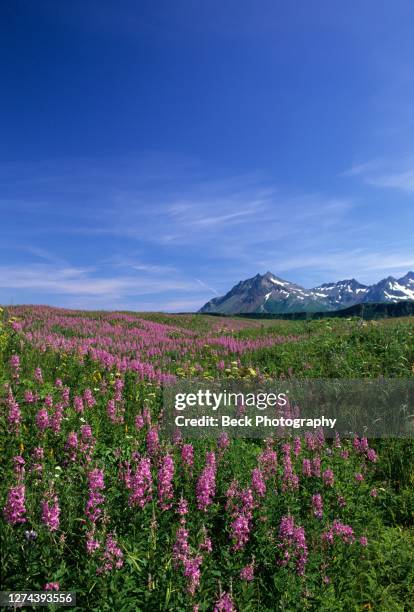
[{"left": 1, "top": 306, "right": 413, "bottom": 611}]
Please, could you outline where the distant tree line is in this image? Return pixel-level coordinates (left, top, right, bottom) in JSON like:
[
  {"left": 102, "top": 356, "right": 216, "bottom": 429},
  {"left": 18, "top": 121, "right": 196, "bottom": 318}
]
[{"left": 197, "top": 301, "right": 414, "bottom": 321}]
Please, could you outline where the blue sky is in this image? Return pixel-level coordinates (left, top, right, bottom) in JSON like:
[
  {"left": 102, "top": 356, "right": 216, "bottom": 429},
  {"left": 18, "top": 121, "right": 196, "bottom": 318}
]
[{"left": 1, "top": 0, "right": 414, "bottom": 311}]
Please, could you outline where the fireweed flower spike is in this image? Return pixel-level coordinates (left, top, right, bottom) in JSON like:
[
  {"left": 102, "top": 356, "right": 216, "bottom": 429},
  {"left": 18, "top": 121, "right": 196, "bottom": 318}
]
[
  {"left": 7, "top": 390, "right": 21, "bottom": 433},
  {"left": 196, "top": 452, "right": 216, "bottom": 511},
  {"left": 10, "top": 354, "right": 21, "bottom": 380},
  {"left": 278, "top": 515, "right": 308, "bottom": 576},
  {"left": 3, "top": 485, "right": 27, "bottom": 525},
  {"left": 146, "top": 427, "right": 159, "bottom": 457},
  {"left": 240, "top": 563, "right": 255, "bottom": 581},
  {"left": 128, "top": 457, "right": 153, "bottom": 509},
  {"left": 251, "top": 467, "right": 266, "bottom": 498},
  {"left": 41, "top": 492, "right": 60, "bottom": 532},
  {"left": 312, "top": 493, "right": 323, "bottom": 519},
  {"left": 214, "top": 591, "right": 236, "bottom": 612},
  {"left": 181, "top": 444, "right": 194, "bottom": 471},
  {"left": 85, "top": 468, "right": 105, "bottom": 522},
  {"left": 322, "top": 469, "right": 334, "bottom": 487},
  {"left": 157, "top": 454, "right": 175, "bottom": 510}
]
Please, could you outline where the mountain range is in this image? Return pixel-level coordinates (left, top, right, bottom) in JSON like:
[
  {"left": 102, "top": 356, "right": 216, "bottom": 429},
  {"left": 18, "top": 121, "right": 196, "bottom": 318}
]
[{"left": 199, "top": 271, "right": 414, "bottom": 314}]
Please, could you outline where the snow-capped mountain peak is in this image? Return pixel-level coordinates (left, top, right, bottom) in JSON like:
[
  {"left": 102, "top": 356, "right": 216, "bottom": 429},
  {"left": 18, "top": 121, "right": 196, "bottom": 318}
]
[{"left": 198, "top": 271, "right": 414, "bottom": 314}]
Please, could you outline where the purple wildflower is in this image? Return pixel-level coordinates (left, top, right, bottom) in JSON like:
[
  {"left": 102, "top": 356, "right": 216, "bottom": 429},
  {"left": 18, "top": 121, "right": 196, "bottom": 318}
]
[
  {"left": 196, "top": 452, "right": 216, "bottom": 511},
  {"left": 312, "top": 493, "right": 323, "bottom": 519},
  {"left": 158, "top": 454, "right": 175, "bottom": 510},
  {"left": 3, "top": 485, "right": 26, "bottom": 524}
]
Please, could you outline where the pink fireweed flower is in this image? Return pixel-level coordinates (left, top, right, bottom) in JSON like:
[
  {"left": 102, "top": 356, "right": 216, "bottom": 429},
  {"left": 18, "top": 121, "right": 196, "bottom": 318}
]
[
  {"left": 315, "top": 427, "right": 325, "bottom": 448},
  {"left": 96, "top": 533, "right": 124, "bottom": 574},
  {"left": 218, "top": 432, "right": 230, "bottom": 451},
  {"left": 10, "top": 354, "right": 21, "bottom": 380},
  {"left": 61, "top": 386, "right": 70, "bottom": 407},
  {"left": 114, "top": 378, "right": 124, "bottom": 402},
  {"left": 35, "top": 408, "right": 49, "bottom": 431},
  {"left": 282, "top": 444, "right": 299, "bottom": 491},
  {"left": 293, "top": 437, "right": 302, "bottom": 457},
  {"left": 65, "top": 432, "right": 78, "bottom": 462},
  {"left": 322, "top": 469, "right": 334, "bottom": 487},
  {"left": 227, "top": 487, "right": 254, "bottom": 551},
  {"left": 355, "top": 472, "right": 364, "bottom": 482},
  {"left": 86, "top": 529, "right": 100, "bottom": 554},
  {"left": 312, "top": 493, "right": 323, "bottom": 519},
  {"left": 41, "top": 493, "right": 60, "bottom": 532},
  {"left": 107, "top": 399, "right": 116, "bottom": 423},
  {"left": 74, "top": 396, "right": 84, "bottom": 413},
  {"left": 177, "top": 497, "right": 188, "bottom": 516},
  {"left": 214, "top": 591, "right": 236, "bottom": 612},
  {"left": 83, "top": 388, "right": 96, "bottom": 408},
  {"left": 251, "top": 467, "right": 266, "bottom": 498},
  {"left": 79, "top": 427, "right": 95, "bottom": 464},
  {"left": 134, "top": 413, "right": 144, "bottom": 430},
  {"left": 230, "top": 514, "right": 251, "bottom": 550},
  {"left": 323, "top": 520, "right": 355, "bottom": 545},
  {"left": 3, "top": 485, "right": 26, "bottom": 524},
  {"left": 85, "top": 468, "right": 105, "bottom": 522},
  {"left": 181, "top": 444, "right": 194, "bottom": 470},
  {"left": 258, "top": 446, "right": 277, "bottom": 479},
  {"left": 44, "top": 394, "right": 53, "bottom": 408},
  {"left": 80, "top": 423, "right": 93, "bottom": 440},
  {"left": 7, "top": 391, "right": 21, "bottom": 433},
  {"left": 173, "top": 524, "right": 190, "bottom": 568},
  {"left": 146, "top": 427, "right": 159, "bottom": 456},
  {"left": 158, "top": 454, "right": 175, "bottom": 510},
  {"left": 359, "top": 536, "right": 368, "bottom": 546},
  {"left": 278, "top": 515, "right": 308, "bottom": 576},
  {"left": 305, "top": 431, "right": 316, "bottom": 450},
  {"left": 240, "top": 563, "right": 255, "bottom": 581},
  {"left": 367, "top": 448, "right": 378, "bottom": 462},
  {"left": 10, "top": 320, "right": 22, "bottom": 331},
  {"left": 67, "top": 432, "right": 78, "bottom": 448},
  {"left": 196, "top": 452, "right": 216, "bottom": 511},
  {"left": 24, "top": 390, "right": 35, "bottom": 403},
  {"left": 44, "top": 583, "right": 59, "bottom": 591},
  {"left": 354, "top": 436, "right": 369, "bottom": 453},
  {"left": 334, "top": 432, "right": 341, "bottom": 447},
  {"left": 311, "top": 456, "right": 321, "bottom": 477},
  {"left": 370, "top": 488, "right": 378, "bottom": 498},
  {"left": 183, "top": 555, "right": 202, "bottom": 596},
  {"left": 128, "top": 457, "right": 153, "bottom": 509},
  {"left": 50, "top": 403, "right": 64, "bottom": 433},
  {"left": 302, "top": 458, "right": 312, "bottom": 477}
]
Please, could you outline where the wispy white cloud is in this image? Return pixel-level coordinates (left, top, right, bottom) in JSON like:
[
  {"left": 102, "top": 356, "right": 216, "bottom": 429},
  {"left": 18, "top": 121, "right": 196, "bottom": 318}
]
[
  {"left": 343, "top": 157, "right": 414, "bottom": 192},
  {"left": 0, "top": 264, "right": 209, "bottom": 299}
]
